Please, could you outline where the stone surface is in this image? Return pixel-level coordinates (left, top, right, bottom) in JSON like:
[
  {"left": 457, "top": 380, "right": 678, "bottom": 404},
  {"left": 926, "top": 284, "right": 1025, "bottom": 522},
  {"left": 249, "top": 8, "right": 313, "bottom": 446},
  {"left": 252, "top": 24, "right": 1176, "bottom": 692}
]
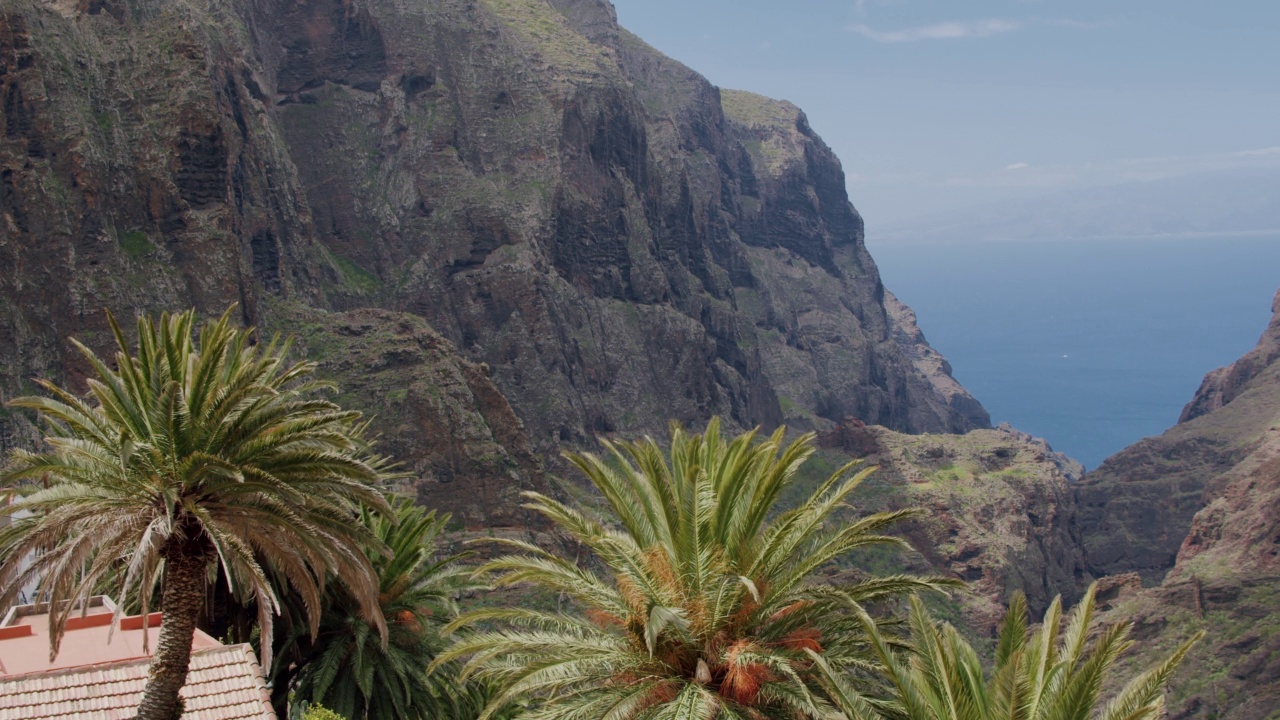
[
  {"left": 0, "top": 0, "right": 986, "bottom": 520},
  {"left": 260, "top": 304, "right": 547, "bottom": 526},
  {"left": 1076, "top": 288, "right": 1280, "bottom": 582},
  {"left": 809, "top": 420, "right": 1087, "bottom": 634},
  {"left": 1087, "top": 288, "right": 1280, "bottom": 720}
]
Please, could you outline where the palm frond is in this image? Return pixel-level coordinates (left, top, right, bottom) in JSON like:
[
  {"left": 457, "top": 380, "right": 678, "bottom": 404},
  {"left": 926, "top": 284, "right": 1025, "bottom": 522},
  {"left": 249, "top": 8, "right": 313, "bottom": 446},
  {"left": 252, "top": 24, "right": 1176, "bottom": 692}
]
[
  {"left": 455, "top": 418, "right": 929, "bottom": 719},
  {"left": 820, "top": 582, "right": 1201, "bottom": 720},
  {"left": 1, "top": 305, "right": 392, "bottom": 713}
]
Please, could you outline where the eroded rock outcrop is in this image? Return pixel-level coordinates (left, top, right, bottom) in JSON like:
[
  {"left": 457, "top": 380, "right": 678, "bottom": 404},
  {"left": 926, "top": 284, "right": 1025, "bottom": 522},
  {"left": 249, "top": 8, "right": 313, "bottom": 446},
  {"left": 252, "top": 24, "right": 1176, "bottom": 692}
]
[
  {"left": 1180, "top": 289, "right": 1280, "bottom": 422},
  {"left": 812, "top": 420, "right": 1087, "bottom": 634},
  {"left": 1076, "top": 289, "right": 1280, "bottom": 581},
  {"left": 262, "top": 305, "right": 545, "bottom": 526},
  {"left": 1086, "top": 289, "right": 1280, "bottom": 720},
  {"left": 884, "top": 290, "right": 993, "bottom": 431},
  {"left": 872, "top": 426, "right": 1087, "bottom": 630}
]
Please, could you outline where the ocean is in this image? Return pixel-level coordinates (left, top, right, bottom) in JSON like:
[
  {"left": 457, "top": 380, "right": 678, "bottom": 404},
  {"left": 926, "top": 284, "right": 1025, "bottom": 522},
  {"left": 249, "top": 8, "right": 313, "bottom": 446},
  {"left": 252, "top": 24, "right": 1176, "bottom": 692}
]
[{"left": 867, "top": 236, "right": 1280, "bottom": 469}]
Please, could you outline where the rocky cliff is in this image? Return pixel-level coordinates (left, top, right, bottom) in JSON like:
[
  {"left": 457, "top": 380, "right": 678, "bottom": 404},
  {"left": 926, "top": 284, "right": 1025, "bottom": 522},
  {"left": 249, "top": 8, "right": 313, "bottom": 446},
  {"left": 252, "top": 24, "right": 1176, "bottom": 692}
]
[
  {"left": 1180, "top": 289, "right": 1280, "bottom": 423},
  {"left": 808, "top": 419, "right": 1086, "bottom": 634},
  {"left": 261, "top": 304, "right": 546, "bottom": 527},
  {"left": 0, "top": 0, "right": 987, "bottom": 521},
  {"left": 1084, "top": 289, "right": 1280, "bottom": 720},
  {"left": 1076, "top": 289, "right": 1280, "bottom": 581}
]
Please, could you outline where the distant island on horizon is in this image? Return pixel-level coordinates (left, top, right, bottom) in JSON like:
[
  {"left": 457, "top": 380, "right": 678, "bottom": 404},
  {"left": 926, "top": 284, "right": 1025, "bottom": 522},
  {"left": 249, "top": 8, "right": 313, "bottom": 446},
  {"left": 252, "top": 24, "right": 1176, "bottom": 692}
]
[
  {"left": 873, "top": 167, "right": 1280, "bottom": 245},
  {"left": 871, "top": 234, "right": 1280, "bottom": 469},
  {"left": 871, "top": 227, "right": 1280, "bottom": 246}
]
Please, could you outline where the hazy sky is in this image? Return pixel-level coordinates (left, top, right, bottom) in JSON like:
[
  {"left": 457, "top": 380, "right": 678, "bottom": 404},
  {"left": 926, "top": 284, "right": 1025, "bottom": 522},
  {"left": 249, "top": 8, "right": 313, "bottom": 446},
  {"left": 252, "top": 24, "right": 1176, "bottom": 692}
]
[{"left": 608, "top": 0, "right": 1280, "bottom": 227}]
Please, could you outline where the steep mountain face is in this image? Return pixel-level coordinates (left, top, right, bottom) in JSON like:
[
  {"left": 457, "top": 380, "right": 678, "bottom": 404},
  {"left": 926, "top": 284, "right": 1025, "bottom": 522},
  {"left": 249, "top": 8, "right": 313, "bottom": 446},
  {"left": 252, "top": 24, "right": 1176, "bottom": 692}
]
[
  {"left": 0, "top": 0, "right": 986, "bottom": 520},
  {"left": 1076, "top": 289, "right": 1280, "bottom": 581},
  {"left": 1180, "top": 290, "right": 1280, "bottom": 422},
  {"left": 803, "top": 419, "right": 1085, "bottom": 633},
  {"left": 1086, "top": 289, "right": 1280, "bottom": 720},
  {"left": 257, "top": 0, "right": 990, "bottom": 441},
  {"left": 1174, "top": 294, "right": 1280, "bottom": 578}
]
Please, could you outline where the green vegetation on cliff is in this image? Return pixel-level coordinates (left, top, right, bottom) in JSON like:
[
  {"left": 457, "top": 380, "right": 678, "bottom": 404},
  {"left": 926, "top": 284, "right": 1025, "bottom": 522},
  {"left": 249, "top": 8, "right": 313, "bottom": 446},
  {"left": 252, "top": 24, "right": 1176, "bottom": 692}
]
[{"left": 0, "top": 308, "right": 1202, "bottom": 720}]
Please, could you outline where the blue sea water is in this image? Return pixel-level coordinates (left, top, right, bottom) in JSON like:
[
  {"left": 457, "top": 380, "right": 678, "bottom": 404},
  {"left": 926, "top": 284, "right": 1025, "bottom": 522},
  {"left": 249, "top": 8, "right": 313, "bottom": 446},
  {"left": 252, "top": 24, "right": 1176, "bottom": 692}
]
[{"left": 868, "top": 236, "right": 1280, "bottom": 469}]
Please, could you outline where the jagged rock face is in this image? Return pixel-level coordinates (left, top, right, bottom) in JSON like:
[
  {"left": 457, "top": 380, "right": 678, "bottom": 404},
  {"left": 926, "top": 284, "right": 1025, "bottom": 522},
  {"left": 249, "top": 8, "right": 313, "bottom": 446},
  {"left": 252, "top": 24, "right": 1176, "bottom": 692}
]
[
  {"left": 1180, "top": 289, "right": 1280, "bottom": 422},
  {"left": 1074, "top": 434, "right": 1240, "bottom": 581},
  {"left": 0, "top": 0, "right": 986, "bottom": 519},
  {"left": 1087, "top": 289, "right": 1280, "bottom": 720},
  {"left": 261, "top": 305, "right": 546, "bottom": 527},
  {"left": 252, "top": 0, "right": 989, "bottom": 443},
  {"left": 1076, "top": 288, "right": 1280, "bottom": 581},
  {"left": 857, "top": 425, "right": 1086, "bottom": 631},
  {"left": 0, "top": 1, "right": 336, "bottom": 380},
  {"left": 0, "top": 0, "right": 541, "bottom": 524},
  {"left": 883, "top": 291, "right": 992, "bottom": 430},
  {"left": 0, "top": 0, "right": 334, "bottom": 451}
]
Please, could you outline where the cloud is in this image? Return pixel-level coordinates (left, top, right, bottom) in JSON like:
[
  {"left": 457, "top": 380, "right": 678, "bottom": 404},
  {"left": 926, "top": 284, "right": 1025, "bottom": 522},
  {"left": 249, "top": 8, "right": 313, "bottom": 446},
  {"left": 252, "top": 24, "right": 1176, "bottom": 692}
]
[
  {"left": 1005, "top": 162, "right": 1030, "bottom": 171},
  {"left": 849, "top": 18, "right": 1021, "bottom": 42},
  {"left": 1104, "top": 146, "right": 1280, "bottom": 180},
  {"left": 1047, "top": 18, "right": 1105, "bottom": 30},
  {"left": 848, "top": 17, "right": 1098, "bottom": 42}
]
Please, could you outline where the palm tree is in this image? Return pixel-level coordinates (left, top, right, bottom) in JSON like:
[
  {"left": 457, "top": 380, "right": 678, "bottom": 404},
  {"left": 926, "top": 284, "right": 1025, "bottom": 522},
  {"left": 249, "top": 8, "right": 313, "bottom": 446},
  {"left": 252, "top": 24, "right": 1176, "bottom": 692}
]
[
  {"left": 0, "top": 307, "right": 392, "bottom": 720},
  {"left": 284, "top": 498, "right": 485, "bottom": 720},
  {"left": 439, "top": 418, "right": 954, "bottom": 719},
  {"left": 812, "top": 584, "right": 1203, "bottom": 720}
]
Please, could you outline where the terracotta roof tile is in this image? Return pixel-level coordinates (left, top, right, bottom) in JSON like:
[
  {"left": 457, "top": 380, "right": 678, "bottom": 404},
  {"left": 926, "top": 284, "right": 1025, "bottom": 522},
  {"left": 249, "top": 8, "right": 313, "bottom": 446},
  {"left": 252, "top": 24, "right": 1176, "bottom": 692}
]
[{"left": 0, "top": 644, "right": 275, "bottom": 719}]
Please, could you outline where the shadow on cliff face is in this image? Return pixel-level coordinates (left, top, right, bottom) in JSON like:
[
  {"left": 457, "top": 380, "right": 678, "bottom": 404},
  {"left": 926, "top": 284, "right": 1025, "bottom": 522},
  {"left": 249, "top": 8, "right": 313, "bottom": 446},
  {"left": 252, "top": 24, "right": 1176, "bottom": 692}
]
[
  {"left": 0, "top": 0, "right": 987, "bottom": 525},
  {"left": 275, "top": 0, "right": 389, "bottom": 97}
]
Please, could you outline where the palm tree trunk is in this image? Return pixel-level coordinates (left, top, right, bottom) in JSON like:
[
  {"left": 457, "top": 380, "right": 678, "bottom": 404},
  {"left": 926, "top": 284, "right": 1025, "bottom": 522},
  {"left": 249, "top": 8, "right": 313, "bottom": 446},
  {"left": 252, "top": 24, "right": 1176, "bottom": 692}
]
[{"left": 134, "top": 547, "right": 207, "bottom": 720}]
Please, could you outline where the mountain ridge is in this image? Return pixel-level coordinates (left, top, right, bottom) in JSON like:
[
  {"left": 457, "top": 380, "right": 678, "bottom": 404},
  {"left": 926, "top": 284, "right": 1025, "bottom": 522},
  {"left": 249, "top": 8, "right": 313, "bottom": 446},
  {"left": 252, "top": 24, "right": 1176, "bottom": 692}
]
[
  {"left": 1076, "top": 288, "right": 1280, "bottom": 582},
  {"left": 0, "top": 0, "right": 986, "bottom": 522},
  {"left": 1083, "top": 288, "right": 1280, "bottom": 720}
]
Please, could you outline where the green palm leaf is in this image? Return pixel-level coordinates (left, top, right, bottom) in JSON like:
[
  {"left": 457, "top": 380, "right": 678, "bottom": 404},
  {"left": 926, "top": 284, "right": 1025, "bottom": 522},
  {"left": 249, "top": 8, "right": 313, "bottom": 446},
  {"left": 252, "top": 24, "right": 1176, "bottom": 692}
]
[
  {"left": 0, "top": 305, "right": 393, "bottom": 720},
  {"left": 443, "top": 418, "right": 949, "bottom": 719},
  {"left": 816, "top": 582, "right": 1202, "bottom": 720},
  {"left": 288, "top": 498, "right": 487, "bottom": 720}
]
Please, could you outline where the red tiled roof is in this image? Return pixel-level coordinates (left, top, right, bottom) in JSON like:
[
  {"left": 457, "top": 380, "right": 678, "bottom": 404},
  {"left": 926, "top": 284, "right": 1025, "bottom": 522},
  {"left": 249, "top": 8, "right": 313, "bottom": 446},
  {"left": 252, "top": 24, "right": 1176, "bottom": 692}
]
[
  {"left": 0, "top": 644, "right": 276, "bottom": 720},
  {"left": 0, "top": 606, "right": 221, "bottom": 676}
]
